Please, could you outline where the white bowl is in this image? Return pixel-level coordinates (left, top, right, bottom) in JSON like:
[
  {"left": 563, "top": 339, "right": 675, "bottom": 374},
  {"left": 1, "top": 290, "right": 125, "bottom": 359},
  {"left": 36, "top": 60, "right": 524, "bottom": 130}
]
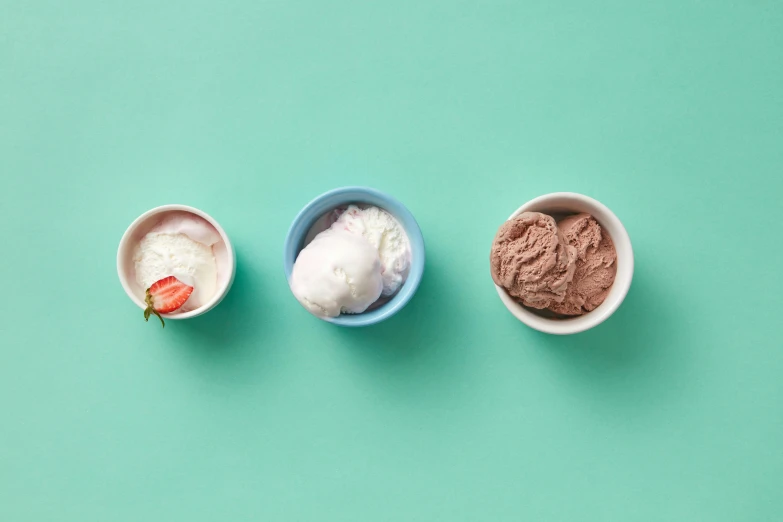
[
  {"left": 493, "top": 193, "right": 634, "bottom": 335},
  {"left": 117, "top": 204, "right": 236, "bottom": 320}
]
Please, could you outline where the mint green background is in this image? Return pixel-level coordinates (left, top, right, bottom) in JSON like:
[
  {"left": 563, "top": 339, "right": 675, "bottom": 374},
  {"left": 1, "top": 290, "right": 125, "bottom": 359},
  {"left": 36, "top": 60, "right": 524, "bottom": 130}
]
[{"left": 2, "top": 1, "right": 782, "bottom": 520}]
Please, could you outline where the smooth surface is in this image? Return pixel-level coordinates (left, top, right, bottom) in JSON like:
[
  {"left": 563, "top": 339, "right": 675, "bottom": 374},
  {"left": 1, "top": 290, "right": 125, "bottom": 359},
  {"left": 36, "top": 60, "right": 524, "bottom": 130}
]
[
  {"left": 284, "top": 187, "right": 425, "bottom": 326},
  {"left": 495, "top": 193, "right": 634, "bottom": 335},
  {"left": 2, "top": 1, "right": 782, "bottom": 520}
]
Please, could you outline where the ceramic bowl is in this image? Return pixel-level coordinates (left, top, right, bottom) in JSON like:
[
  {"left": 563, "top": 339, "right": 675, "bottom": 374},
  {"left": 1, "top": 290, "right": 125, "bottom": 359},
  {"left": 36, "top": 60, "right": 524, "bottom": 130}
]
[
  {"left": 493, "top": 192, "right": 633, "bottom": 335},
  {"left": 284, "top": 187, "right": 425, "bottom": 327},
  {"left": 117, "top": 204, "right": 235, "bottom": 320}
]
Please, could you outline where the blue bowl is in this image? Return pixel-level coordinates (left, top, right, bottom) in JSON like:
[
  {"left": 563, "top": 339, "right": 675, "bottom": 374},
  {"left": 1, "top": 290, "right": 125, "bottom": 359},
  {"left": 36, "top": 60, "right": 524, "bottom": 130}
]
[{"left": 283, "top": 187, "right": 425, "bottom": 327}]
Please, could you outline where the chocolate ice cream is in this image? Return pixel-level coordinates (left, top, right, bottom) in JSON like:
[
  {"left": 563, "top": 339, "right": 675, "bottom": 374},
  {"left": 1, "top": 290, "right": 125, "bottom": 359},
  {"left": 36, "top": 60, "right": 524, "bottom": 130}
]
[
  {"left": 490, "top": 212, "right": 577, "bottom": 308},
  {"left": 548, "top": 213, "right": 617, "bottom": 316}
]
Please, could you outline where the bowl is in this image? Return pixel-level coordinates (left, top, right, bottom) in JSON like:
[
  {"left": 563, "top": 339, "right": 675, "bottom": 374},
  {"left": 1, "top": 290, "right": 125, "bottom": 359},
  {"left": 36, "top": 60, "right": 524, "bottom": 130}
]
[
  {"left": 117, "top": 204, "right": 236, "bottom": 320},
  {"left": 493, "top": 192, "right": 634, "bottom": 335},
  {"left": 284, "top": 186, "right": 425, "bottom": 327}
]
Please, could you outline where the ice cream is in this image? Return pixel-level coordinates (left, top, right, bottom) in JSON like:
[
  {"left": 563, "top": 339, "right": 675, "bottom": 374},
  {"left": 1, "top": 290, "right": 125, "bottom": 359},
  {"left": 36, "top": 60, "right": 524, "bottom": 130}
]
[
  {"left": 133, "top": 212, "right": 220, "bottom": 312},
  {"left": 490, "top": 212, "right": 577, "bottom": 308},
  {"left": 490, "top": 210, "right": 618, "bottom": 316},
  {"left": 290, "top": 229, "right": 383, "bottom": 317},
  {"left": 290, "top": 205, "right": 411, "bottom": 318},
  {"left": 331, "top": 205, "right": 411, "bottom": 296},
  {"left": 547, "top": 213, "right": 617, "bottom": 316}
]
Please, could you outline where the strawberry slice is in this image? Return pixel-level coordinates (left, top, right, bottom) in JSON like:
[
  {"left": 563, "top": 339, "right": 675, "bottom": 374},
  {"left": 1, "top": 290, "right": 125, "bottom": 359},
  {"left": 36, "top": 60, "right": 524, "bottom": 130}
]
[{"left": 143, "top": 276, "right": 194, "bottom": 327}]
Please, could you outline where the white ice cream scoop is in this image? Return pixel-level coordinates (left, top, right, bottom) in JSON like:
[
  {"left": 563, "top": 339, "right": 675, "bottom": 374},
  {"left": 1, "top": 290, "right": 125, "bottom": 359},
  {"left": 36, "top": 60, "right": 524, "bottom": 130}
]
[
  {"left": 284, "top": 187, "right": 425, "bottom": 327},
  {"left": 331, "top": 205, "right": 411, "bottom": 296},
  {"left": 290, "top": 229, "right": 383, "bottom": 318}
]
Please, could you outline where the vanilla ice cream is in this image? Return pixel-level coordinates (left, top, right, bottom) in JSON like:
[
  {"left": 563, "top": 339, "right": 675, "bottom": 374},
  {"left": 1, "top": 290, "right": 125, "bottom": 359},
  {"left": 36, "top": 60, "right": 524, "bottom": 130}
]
[
  {"left": 133, "top": 212, "right": 220, "bottom": 312},
  {"left": 332, "top": 205, "right": 411, "bottom": 296},
  {"left": 290, "top": 204, "right": 412, "bottom": 318},
  {"left": 290, "top": 229, "right": 383, "bottom": 317}
]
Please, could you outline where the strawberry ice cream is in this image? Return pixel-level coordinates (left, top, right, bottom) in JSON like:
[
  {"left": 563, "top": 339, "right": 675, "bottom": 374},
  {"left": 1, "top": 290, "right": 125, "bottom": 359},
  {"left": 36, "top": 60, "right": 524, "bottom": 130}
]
[{"left": 133, "top": 212, "right": 221, "bottom": 312}]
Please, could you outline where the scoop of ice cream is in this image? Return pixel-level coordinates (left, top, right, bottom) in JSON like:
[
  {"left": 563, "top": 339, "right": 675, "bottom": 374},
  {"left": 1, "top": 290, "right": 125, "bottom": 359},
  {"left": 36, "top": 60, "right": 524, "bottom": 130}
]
[
  {"left": 133, "top": 213, "right": 219, "bottom": 312},
  {"left": 490, "top": 212, "right": 577, "bottom": 308},
  {"left": 548, "top": 213, "right": 617, "bottom": 316},
  {"left": 331, "top": 205, "right": 411, "bottom": 296},
  {"left": 290, "top": 229, "right": 384, "bottom": 317}
]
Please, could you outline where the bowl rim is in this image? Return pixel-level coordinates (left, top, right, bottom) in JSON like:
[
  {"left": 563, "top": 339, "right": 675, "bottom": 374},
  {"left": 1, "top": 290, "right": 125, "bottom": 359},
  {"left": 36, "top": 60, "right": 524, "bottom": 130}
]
[
  {"left": 283, "top": 186, "right": 425, "bottom": 327},
  {"left": 493, "top": 192, "right": 634, "bottom": 335},
  {"left": 116, "top": 204, "right": 236, "bottom": 320}
]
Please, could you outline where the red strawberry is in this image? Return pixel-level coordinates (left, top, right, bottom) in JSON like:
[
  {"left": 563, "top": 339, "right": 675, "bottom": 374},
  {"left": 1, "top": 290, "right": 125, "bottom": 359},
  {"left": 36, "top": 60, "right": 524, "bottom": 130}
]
[{"left": 143, "top": 276, "right": 194, "bottom": 327}]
